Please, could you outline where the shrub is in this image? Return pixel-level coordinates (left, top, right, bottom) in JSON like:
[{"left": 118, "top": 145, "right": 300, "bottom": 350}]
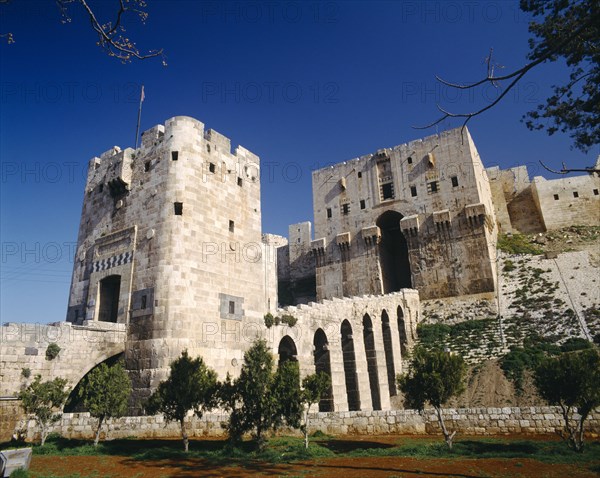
[
  {"left": 45, "top": 343, "right": 61, "bottom": 360},
  {"left": 281, "top": 314, "right": 297, "bottom": 327},
  {"left": 21, "top": 367, "right": 31, "bottom": 379},
  {"left": 264, "top": 313, "right": 275, "bottom": 328}
]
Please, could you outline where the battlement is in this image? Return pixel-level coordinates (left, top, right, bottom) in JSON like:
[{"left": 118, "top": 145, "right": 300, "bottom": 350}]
[{"left": 312, "top": 126, "right": 469, "bottom": 176}]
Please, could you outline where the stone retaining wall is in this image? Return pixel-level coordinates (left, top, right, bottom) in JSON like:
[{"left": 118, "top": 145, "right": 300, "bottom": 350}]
[{"left": 8, "top": 404, "right": 600, "bottom": 442}]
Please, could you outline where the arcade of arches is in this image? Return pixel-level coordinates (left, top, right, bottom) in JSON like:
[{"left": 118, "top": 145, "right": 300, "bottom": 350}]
[{"left": 274, "top": 300, "right": 415, "bottom": 412}]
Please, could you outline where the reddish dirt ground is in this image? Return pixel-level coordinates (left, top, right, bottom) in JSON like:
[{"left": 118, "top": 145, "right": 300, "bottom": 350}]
[
  {"left": 29, "top": 435, "right": 600, "bottom": 478},
  {"left": 31, "top": 455, "right": 600, "bottom": 478}
]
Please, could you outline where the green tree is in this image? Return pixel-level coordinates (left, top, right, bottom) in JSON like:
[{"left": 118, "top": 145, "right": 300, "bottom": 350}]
[
  {"left": 146, "top": 350, "right": 218, "bottom": 452},
  {"left": 224, "top": 339, "right": 302, "bottom": 448},
  {"left": 398, "top": 348, "right": 466, "bottom": 449},
  {"left": 18, "top": 375, "right": 70, "bottom": 446},
  {"left": 78, "top": 361, "right": 131, "bottom": 446},
  {"left": 300, "top": 372, "right": 331, "bottom": 449},
  {"left": 534, "top": 348, "right": 600, "bottom": 452},
  {"left": 423, "top": 0, "right": 599, "bottom": 153}
]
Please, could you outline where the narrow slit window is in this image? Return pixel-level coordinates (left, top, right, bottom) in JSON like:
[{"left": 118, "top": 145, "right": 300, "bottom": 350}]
[
  {"left": 144, "top": 161, "right": 150, "bottom": 172},
  {"left": 229, "top": 301, "right": 235, "bottom": 314},
  {"left": 171, "top": 151, "right": 179, "bottom": 161},
  {"left": 342, "top": 204, "right": 350, "bottom": 215},
  {"left": 429, "top": 181, "right": 439, "bottom": 193},
  {"left": 407, "top": 156, "right": 413, "bottom": 165},
  {"left": 209, "top": 162, "right": 216, "bottom": 174},
  {"left": 327, "top": 208, "right": 332, "bottom": 219},
  {"left": 207, "top": 144, "right": 211, "bottom": 153},
  {"left": 141, "top": 295, "right": 147, "bottom": 309},
  {"left": 357, "top": 171, "right": 362, "bottom": 178},
  {"left": 554, "top": 194, "right": 559, "bottom": 200},
  {"left": 594, "top": 189, "right": 599, "bottom": 196},
  {"left": 229, "top": 220, "right": 235, "bottom": 232},
  {"left": 451, "top": 176, "right": 459, "bottom": 187},
  {"left": 573, "top": 191, "right": 579, "bottom": 198},
  {"left": 99, "top": 184, "right": 104, "bottom": 193},
  {"left": 237, "top": 177, "right": 243, "bottom": 187},
  {"left": 360, "top": 199, "right": 366, "bottom": 210},
  {"left": 410, "top": 186, "right": 417, "bottom": 197},
  {"left": 174, "top": 202, "right": 183, "bottom": 215}
]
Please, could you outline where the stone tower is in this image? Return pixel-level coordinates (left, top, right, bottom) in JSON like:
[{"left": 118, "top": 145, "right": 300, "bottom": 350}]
[{"left": 66, "top": 116, "right": 277, "bottom": 404}]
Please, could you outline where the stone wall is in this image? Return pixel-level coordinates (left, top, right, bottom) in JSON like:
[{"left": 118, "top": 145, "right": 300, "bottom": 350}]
[
  {"left": 309, "top": 126, "right": 498, "bottom": 302},
  {"left": 0, "top": 321, "right": 126, "bottom": 397},
  {"left": 11, "top": 406, "right": 600, "bottom": 442},
  {"left": 531, "top": 173, "right": 600, "bottom": 231}
]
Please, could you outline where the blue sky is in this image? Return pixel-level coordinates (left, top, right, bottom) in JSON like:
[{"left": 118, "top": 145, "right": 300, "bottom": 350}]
[{"left": 1, "top": 0, "right": 597, "bottom": 324}]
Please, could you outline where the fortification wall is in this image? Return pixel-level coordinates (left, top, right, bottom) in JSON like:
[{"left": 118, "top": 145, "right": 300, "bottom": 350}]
[
  {"left": 267, "top": 290, "right": 420, "bottom": 412},
  {"left": 10, "top": 406, "right": 600, "bottom": 441},
  {"left": 0, "top": 322, "right": 126, "bottom": 397},
  {"left": 310, "top": 127, "right": 497, "bottom": 302},
  {"left": 532, "top": 174, "right": 600, "bottom": 230}
]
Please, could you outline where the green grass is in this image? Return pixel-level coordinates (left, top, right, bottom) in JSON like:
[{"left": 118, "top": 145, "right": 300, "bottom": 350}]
[
  {"left": 497, "top": 234, "right": 543, "bottom": 255},
  {"left": 5, "top": 435, "right": 600, "bottom": 469}
]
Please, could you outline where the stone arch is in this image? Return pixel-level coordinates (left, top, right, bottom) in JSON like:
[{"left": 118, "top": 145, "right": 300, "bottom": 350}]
[
  {"left": 397, "top": 305, "right": 408, "bottom": 356},
  {"left": 278, "top": 335, "right": 298, "bottom": 366},
  {"left": 362, "top": 314, "right": 381, "bottom": 410},
  {"left": 65, "top": 352, "right": 125, "bottom": 412},
  {"left": 376, "top": 210, "right": 411, "bottom": 293},
  {"left": 381, "top": 310, "right": 397, "bottom": 396},
  {"left": 313, "top": 328, "right": 334, "bottom": 412},
  {"left": 98, "top": 274, "right": 121, "bottom": 322},
  {"left": 341, "top": 320, "right": 360, "bottom": 411}
]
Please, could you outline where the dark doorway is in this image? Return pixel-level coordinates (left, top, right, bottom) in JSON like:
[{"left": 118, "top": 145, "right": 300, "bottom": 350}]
[
  {"left": 381, "top": 310, "right": 397, "bottom": 396},
  {"left": 341, "top": 320, "right": 360, "bottom": 411},
  {"left": 98, "top": 275, "right": 121, "bottom": 322},
  {"left": 313, "top": 328, "right": 334, "bottom": 412},
  {"left": 397, "top": 306, "right": 408, "bottom": 356},
  {"left": 362, "top": 314, "right": 381, "bottom": 410},
  {"left": 376, "top": 211, "right": 411, "bottom": 293},
  {"left": 278, "top": 335, "right": 298, "bottom": 366}
]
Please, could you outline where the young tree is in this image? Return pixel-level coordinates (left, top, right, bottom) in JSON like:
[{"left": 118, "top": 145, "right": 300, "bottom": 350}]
[
  {"left": 300, "top": 372, "right": 331, "bottom": 449},
  {"left": 146, "top": 350, "right": 218, "bottom": 452},
  {"left": 78, "top": 361, "right": 131, "bottom": 446},
  {"left": 18, "top": 375, "right": 70, "bottom": 446},
  {"left": 397, "top": 348, "right": 466, "bottom": 449},
  {"left": 224, "top": 339, "right": 302, "bottom": 448},
  {"left": 534, "top": 348, "right": 600, "bottom": 452}
]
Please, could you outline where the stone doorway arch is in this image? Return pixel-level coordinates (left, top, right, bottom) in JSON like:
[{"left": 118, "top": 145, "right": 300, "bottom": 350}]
[{"left": 376, "top": 211, "right": 411, "bottom": 293}]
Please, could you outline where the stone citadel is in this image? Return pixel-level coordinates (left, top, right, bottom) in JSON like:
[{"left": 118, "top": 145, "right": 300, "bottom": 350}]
[{"left": 1, "top": 115, "right": 599, "bottom": 416}]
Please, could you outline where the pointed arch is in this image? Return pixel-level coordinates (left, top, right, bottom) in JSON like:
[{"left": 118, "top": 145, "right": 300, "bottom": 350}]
[
  {"left": 376, "top": 210, "right": 411, "bottom": 293},
  {"left": 397, "top": 306, "right": 408, "bottom": 356},
  {"left": 341, "top": 320, "right": 360, "bottom": 411},
  {"left": 362, "top": 314, "right": 381, "bottom": 410},
  {"left": 313, "top": 328, "right": 334, "bottom": 412},
  {"left": 278, "top": 335, "right": 298, "bottom": 366},
  {"left": 381, "top": 310, "right": 397, "bottom": 396}
]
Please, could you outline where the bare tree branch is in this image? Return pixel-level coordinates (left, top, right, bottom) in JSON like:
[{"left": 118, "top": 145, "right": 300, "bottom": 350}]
[
  {"left": 539, "top": 160, "right": 600, "bottom": 176},
  {"left": 56, "top": 0, "right": 166, "bottom": 65},
  {"left": 414, "top": 17, "right": 595, "bottom": 133}
]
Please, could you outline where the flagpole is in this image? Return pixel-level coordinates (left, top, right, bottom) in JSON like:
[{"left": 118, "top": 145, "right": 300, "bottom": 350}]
[{"left": 134, "top": 85, "right": 145, "bottom": 150}]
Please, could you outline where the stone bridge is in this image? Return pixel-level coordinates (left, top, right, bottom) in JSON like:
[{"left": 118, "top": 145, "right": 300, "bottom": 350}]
[{"left": 0, "top": 321, "right": 126, "bottom": 397}]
